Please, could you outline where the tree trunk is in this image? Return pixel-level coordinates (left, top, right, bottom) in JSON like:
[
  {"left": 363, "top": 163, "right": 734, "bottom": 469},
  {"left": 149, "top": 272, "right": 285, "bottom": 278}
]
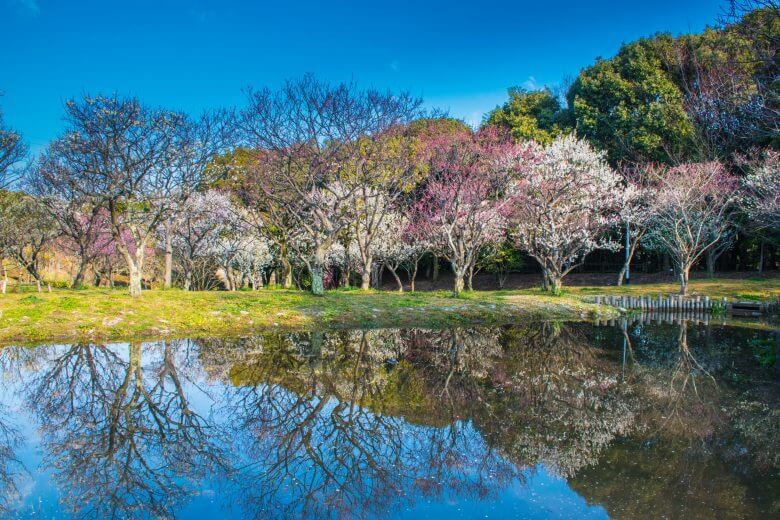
[
  {"left": 540, "top": 266, "right": 562, "bottom": 294},
  {"left": 268, "top": 270, "right": 277, "bottom": 286},
  {"left": 410, "top": 258, "right": 419, "bottom": 292},
  {"left": 432, "top": 256, "right": 439, "bottom": 282},
  {"left": 617, "top": 264, "right": 627, "bottom": 287},
  {"left": 453, "top": 271, "right": 465, "bottom": 295},
  {"left": 498, "top": 269, "right": 507, "bottom": 289},
  {"left": 128, "top": 262, "right": 143, "bottom": 298},
  {"left": 467, "top": 263, "right": 474, "bottom": 291},
  {"left": 678, "top": 266, "right": 690, "bottom": 295},
  {"left": 371, "top": 263, "right": 383, "bottom": 289},
  {"left": 280, "top": 256, "right": 293, "bottom": 289},
  {"left": 758, "top": 241, "right": 765, "bottom": 274},
  {"left": 549, "top": 275, "right": 562, "bottom": 295},
  {"left": 73, "top": 257, "right": 88, "bottom": 289},
  {"left": 706, "top": 249, "right": 716, "bottom": 278},
  {"left": 116, "top": 230, "right": 145, "bottom": 297},
  {"left": 163, "top": 222, "right": 173, "bottom": 289},
  {"left": 360, "top": 258, "right": 372, "bottom": 290},
  {"left": 310, "top": 250, "right": 326, "bottom": 296},
  {"left": 388, "top": 266, "right": 404, "bottom": 292},
  {"left": 1, "top": 262, "right": 7, "bottom": 295},
  {"left": 183, "top": 269, "right": 192, "bottom": 291},
  {"left": 618, "top": 235, "right": 642, "bottom": 286}
]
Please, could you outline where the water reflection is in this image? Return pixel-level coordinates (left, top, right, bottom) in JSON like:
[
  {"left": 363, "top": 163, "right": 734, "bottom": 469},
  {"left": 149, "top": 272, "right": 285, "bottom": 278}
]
[
  {"left": 24, "top": 342, "right": 230, "bottom": 517},
  {"left": 0, "top": 320, "right": 776, "bottom": 518}
]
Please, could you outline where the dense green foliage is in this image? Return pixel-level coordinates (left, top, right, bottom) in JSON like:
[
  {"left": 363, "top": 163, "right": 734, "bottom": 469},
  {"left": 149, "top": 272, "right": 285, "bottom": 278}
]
[
  {"left": 485, "top": 6, "right": 779, "bottom": 165},
  {"left": 568, "top": 38, "right": 696, "bottom": 164},
  {"left": 484, "top": 88, "right": 572, "bottom": 144}
]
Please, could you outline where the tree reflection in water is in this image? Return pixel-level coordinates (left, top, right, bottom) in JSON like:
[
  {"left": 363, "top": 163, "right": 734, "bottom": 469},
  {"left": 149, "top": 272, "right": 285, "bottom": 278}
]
[
  {"left": 0, "top": 320, "right": 774, "bottom": 518},
  {"left": 24, "top": 341, "right": 231, "bottom": 518},
  {"left": 0, "top": 406, "right": 24, "bottom": 514},
  {"left": 211, "top": 328, "right": 520, "bottom": 518}
]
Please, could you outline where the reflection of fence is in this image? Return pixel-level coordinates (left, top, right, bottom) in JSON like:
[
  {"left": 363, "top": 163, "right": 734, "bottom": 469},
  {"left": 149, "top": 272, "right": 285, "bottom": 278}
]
[
  {"left": 587, "top": 295, "right": 773, "bottom": 316},
  {"left": 593, "top": 312, "right": 721, "bottom": 327}
]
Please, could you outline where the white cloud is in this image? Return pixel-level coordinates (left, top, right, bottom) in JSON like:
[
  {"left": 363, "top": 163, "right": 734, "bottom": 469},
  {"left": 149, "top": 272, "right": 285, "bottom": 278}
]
[{"left": 521, "top": 76, "right": 539, "bottom": 91}]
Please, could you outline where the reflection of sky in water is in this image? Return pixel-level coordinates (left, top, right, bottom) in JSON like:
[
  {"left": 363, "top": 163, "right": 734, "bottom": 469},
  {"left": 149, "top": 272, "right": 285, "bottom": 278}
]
[
  {"left": 0, "top": 322, "right": 775, "bottom": 518},
  {"left": 4, "top": 361, "right": 609, "bottom": 519},
  {"left": 397, "top": 466, "right": 608, "bottom": 519}
]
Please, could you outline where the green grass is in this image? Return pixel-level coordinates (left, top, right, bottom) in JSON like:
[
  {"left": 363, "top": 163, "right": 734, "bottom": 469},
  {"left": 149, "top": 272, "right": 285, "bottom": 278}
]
[
  {"left": 0, "top": 287, "right": 609, "bottom": 346},
  {"left": 556, "top": 277, "right": 780, "bottom": 301},
  {"left": 0, "top": 277, "right": 776, "bottom": 346}
]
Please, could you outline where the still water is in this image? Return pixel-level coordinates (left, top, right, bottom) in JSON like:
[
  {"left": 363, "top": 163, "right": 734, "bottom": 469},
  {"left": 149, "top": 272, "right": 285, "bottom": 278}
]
[{"left": 0, "top": 320, "right": 777, "bottom": 519}]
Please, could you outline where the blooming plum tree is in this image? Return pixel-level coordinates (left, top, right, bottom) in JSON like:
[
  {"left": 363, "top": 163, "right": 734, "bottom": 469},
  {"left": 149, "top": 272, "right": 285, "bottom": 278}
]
[
  {"left": 740, "top": 149, "right": 780, "bottom": 238},
  {"left": 171, "top": 190, "right": 235, "bottom": 291},
  {"left": 616, "top": 167, "right": 660, "bottom": 286},
  {"left": 239, "top": 76, "right": 421, "bottom": 295},
  {"left": 644, "top": 161, "right": 738, "bottom": 294},
  {"left": 412, "top": 127, "right": 532, "bottom": 295},
  {"left": 46, "top": 95, "right": 229, "bottom": 296},
  {"left": 508, "top": 135, "right": 624, "bottom": 294}
]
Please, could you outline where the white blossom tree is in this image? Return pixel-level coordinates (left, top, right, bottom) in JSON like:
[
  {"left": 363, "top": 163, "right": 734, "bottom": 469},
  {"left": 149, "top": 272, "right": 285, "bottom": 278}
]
[
  {"left": 644, "top": 161, "right": 738, "bottom": 295},
  {"left": 373, "top": 211, "right": 421, "bottom": 292},
  {"left": 233, "top": 236, "right": 274, "bottom": 290},
  {"left": 740, "top": 149, "right": 780, "bottom": 239},
  {"left": 341, "top": 129, "right": 421, "bottom": 290},
  {"left": 0, "top": 191, "right": 58, "bottom": 292},
  {"left": 616, "top": 167, "right": 660, "bottom": 286},
  {"left": 238, "top": 76, "right": 421, "bottom": 296},
  {"left": 509, "top": 135, "right": 624, "bottom": 294},
  {"left": 171, "top": 190, "right": 234, "bottom": 290}
]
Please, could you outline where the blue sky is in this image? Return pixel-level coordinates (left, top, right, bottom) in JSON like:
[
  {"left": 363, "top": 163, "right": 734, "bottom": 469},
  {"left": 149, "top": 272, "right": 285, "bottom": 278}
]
[{"left": 2, "top": 0, "right": 722, "bottom": 154}]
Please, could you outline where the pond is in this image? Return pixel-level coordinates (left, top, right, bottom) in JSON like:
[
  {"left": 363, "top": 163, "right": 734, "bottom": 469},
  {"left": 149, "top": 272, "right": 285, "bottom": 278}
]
[{"left": 0, "top": 319, "right": 777, "bottom": 519}]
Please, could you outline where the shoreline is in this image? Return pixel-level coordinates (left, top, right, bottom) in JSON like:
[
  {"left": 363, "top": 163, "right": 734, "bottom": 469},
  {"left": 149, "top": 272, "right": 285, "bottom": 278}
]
[
  {"left": 1, "top": 289, "right": 611, "bottom": 346},
  {"left": 1, "top": 276, "right": 777, "bottom": 346}
]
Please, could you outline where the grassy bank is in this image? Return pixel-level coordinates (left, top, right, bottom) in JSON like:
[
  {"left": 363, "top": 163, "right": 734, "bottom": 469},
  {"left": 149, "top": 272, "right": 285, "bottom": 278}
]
[
  {"left": 0, "top": 288, "right": 609, "bottom": 346},
  {"left": 562, "top": 276, "right": 780, "bottom": 302},
  {"left": 0, "top": 277, "right": 777, "bottom": 346}
]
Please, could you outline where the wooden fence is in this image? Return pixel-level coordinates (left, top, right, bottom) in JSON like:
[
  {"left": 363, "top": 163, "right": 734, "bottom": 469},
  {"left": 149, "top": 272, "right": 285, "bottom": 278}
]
[{"left": 587, "top": 295, "right": 774, "bottom": 316}]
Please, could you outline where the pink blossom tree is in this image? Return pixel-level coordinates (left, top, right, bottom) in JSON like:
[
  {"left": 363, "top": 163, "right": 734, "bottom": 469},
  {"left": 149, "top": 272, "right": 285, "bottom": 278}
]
[
  {"left": 28, "top": 153, "right": 115, "bottom": 288},
  {"left": 56, "top": 207, "right": 114, "bottom": 288},
  {"left": 412, "top": 128, "right": 533, "bottom": 295},
  {"left": 509, "top": 135, "right": 624, "bottom": 294},
  {"left": 644, "top": 161, "right": 738, "bottom": 295}
]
